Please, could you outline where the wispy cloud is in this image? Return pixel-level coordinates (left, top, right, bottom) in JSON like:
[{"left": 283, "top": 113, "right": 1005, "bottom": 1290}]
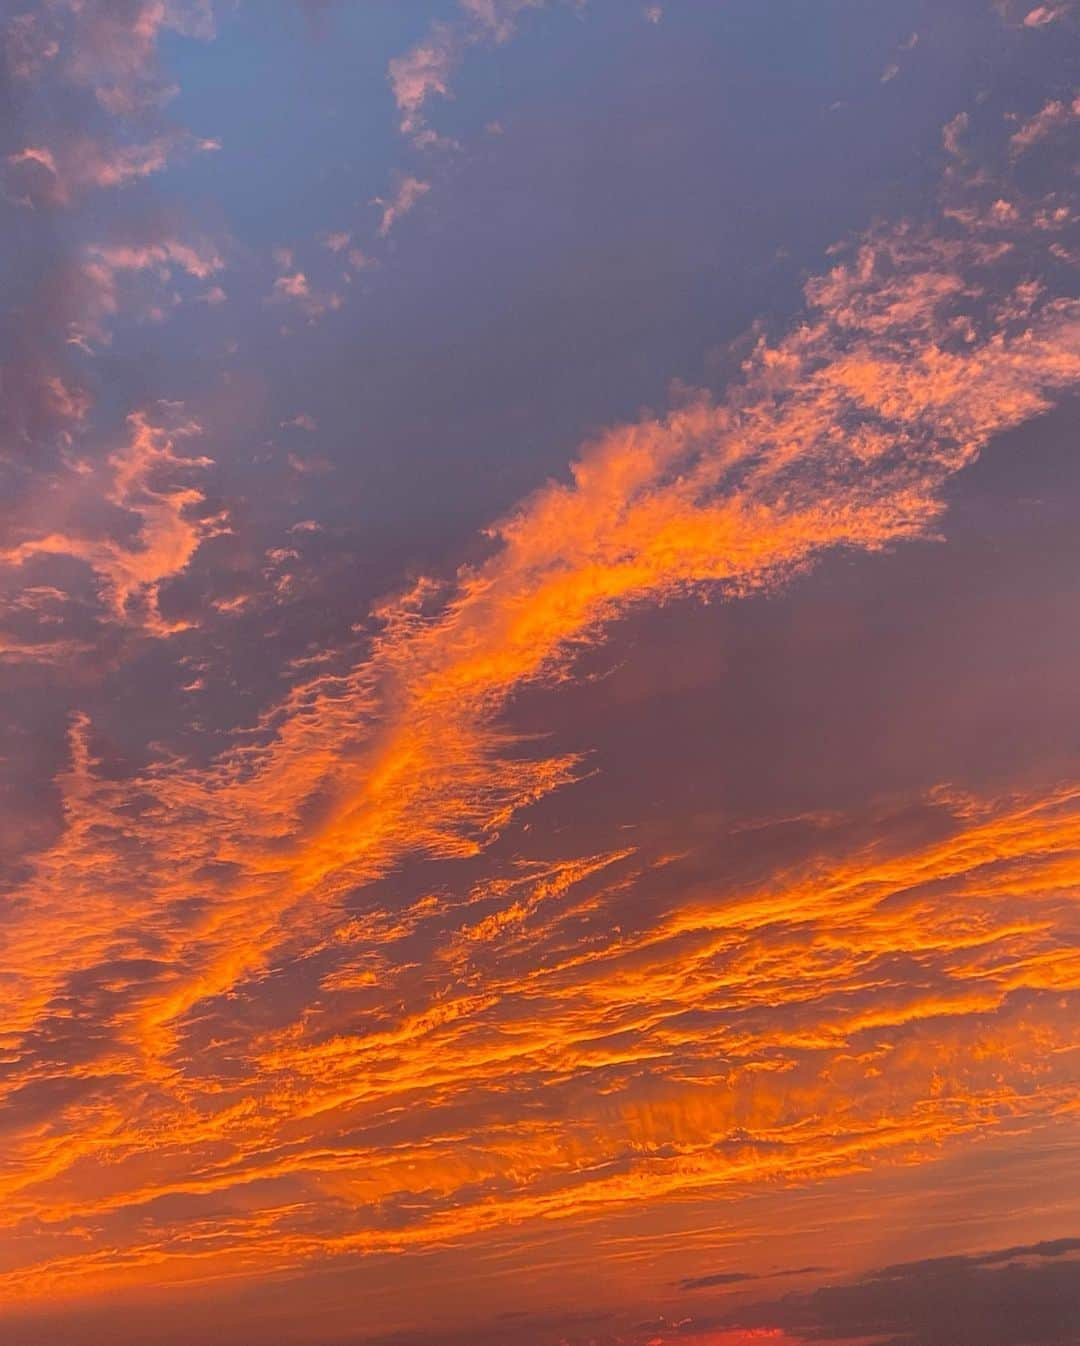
[
  {"left": 1010, "top": 93, "right": 1080, "bottom": 154},
  {"left": 0, "top": 96, "right": 1078, "bottom": 1303},
  {"left": 388, "top": 1, "right": 557, "bottom": 144},
  {"left": 388, "top": 22, "right": 460, "bottom": 139},
  {"left": 1, "top": 410, "right": 224, "bottom": 635},
  {"left": 375, "top": 175, "right": 431, "bottom": 235},
  {"left": 6, "top": 133, "right": 217, "bottom": 208}
]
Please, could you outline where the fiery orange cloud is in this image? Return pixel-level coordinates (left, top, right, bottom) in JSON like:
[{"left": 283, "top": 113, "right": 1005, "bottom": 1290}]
[
  {"left": 2, "top": 775, "right": 1078, "bottom": 1301},
  {"left": 1, "top": 97, "right": 1079, "bottom": 1316}
]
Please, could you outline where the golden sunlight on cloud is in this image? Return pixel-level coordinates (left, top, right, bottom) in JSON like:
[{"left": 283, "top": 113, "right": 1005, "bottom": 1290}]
[
  {"left": 2, "top": 775, "right": 1079, "bottom": 1299},
  {"left": 1, "top": 103, "right": 1078, "bottom": 1310}
]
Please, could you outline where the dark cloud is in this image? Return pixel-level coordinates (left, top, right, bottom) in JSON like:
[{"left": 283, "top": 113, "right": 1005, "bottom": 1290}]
[
  {"left": 677, "top": 1270, "right": 758, "bottom": 1290},
  {"left": 721, "top": 1240, "right": 1080, "bottom": 1346},
  {"left": 678, "top": 1264, "right": 829, "bottom": 1290}
]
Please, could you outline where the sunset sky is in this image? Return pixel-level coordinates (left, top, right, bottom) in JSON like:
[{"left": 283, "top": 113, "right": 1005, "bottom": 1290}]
[{"left": 1, "top": 2, "right": 1079, "bottom": 1343}]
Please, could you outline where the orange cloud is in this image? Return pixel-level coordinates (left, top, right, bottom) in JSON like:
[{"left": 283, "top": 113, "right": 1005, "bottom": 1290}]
[
  {"left": 1, "top": 411, "right": 223, "bottom": 634},
  {"left": 2, "top": 775, "right": 1079, "bottom": 1302},
  {"left": 1, "top": 101, "right": 1078, "bottom": 1316}
]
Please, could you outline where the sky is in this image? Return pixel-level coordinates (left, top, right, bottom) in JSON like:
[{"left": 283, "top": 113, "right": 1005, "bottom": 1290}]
[{"left": 0, "top": 2, "right": 1079, "bottom": 1344}]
